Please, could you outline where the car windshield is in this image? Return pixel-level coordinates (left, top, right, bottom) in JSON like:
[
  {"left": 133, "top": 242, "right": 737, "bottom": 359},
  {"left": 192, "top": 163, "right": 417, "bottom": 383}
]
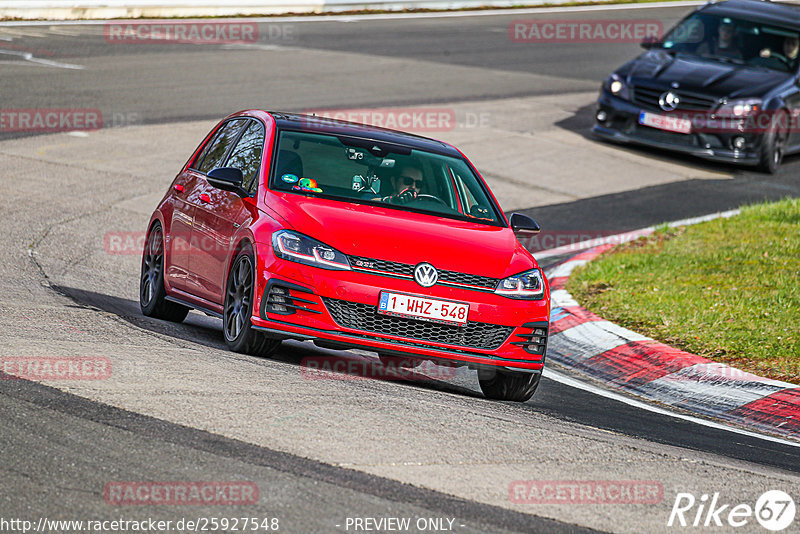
[
  {"left": 660, "top": 13, "right": 800, "bottom": 73},
  {"left": 270, "top": 129, "right": 504, "bottom": 225}
]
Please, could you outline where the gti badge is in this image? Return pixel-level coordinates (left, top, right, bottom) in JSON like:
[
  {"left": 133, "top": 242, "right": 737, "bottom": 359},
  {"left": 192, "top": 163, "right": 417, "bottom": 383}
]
[
  {"left": 414, "top": 263, "right": 438, "bottom": 287},
  {"left": 659, "top": 91, "right": 680, "bottom": 111}
]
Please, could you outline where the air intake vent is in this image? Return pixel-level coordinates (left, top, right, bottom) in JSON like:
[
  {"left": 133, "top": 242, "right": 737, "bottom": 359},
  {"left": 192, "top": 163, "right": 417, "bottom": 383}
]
[
  {"left": 261, "top": 280, "right": 321, "bottom": 317},
  {"left": 511, "top": 322, "right": 548, "bottom": 356}
]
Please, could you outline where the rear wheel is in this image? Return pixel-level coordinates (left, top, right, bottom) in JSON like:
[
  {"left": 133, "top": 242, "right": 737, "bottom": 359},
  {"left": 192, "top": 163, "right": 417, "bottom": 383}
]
[
  {"left": 478, "top": 368, "right": 541, "bottom": 402},
  {"left": 223, "top": 246, "right": 281, "bottom": 356},
  {"left": 757, "top": 111, "right": 788, "bottom": 174},
  {"left": 140, "top": 223, "right": 190, "bottom": 322}
]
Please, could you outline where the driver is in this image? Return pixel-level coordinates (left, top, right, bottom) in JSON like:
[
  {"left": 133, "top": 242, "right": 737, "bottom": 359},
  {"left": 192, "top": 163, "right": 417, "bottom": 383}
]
[
  {"left": 758, "top": 35, "right": 799, "bottom": 68},
  {"left": 380, "top": 163, "right": 425, "bottom": 204},
  {"left": 697, "top": 19, "right": 742, "bottom": 60},
  {"left": 783, "top": 35, "right": 799, "bottom": 62}
]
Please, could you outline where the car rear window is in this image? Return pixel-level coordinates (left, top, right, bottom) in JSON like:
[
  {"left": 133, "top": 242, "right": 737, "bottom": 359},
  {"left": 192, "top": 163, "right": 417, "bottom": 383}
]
[{"left": 270, "top": 130, "right": 504, "bottom": 225}]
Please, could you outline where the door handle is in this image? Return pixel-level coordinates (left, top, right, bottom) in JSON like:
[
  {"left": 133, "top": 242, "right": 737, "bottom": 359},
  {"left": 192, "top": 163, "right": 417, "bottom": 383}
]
[{"left": 199, "top": 193, "right": 211, "bottom": 204}]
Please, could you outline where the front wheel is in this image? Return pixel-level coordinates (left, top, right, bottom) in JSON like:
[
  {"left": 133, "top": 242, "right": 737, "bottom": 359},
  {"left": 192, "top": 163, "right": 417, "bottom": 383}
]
[
  {"left": 140, "top": 223, "right": 190, "bottom": 323},
  {"left": 757, "top": 111, "right": 788, "bottom": 174},
  {"left": 478, "top": 368, "right": 541, "bottom": 402},
  {"left": 223, "top": 246, "right": 281, "bottom": 357}
]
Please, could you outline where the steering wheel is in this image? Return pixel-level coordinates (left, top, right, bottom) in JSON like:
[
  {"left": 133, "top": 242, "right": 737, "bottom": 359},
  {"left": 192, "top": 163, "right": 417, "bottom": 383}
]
[
  {"left": 413, "top": 193, "right": 448, "bottom": 207},
  {"left": 772, "top": 53, "right": 793, "bottom": 69}
]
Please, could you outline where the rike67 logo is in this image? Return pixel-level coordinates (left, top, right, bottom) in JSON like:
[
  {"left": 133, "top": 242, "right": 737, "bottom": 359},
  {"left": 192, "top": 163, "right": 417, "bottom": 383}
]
[{"left": 668, "top": 490, "right": 796, "bottom": 531}]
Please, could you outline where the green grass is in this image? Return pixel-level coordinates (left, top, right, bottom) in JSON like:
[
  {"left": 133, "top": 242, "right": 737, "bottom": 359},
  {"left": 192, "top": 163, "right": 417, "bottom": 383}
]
[{"left": 567, "top": 198, "right": 800, "bottom": 384}]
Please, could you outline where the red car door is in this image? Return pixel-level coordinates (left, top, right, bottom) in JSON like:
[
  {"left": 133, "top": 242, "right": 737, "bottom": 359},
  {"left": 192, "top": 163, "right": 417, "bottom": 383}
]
[
  {"left": 189, "top": 119, "right": 265, "bottom": 306},
  {"left": 164, "top": 169, "right": 198, "bottom": 292}
]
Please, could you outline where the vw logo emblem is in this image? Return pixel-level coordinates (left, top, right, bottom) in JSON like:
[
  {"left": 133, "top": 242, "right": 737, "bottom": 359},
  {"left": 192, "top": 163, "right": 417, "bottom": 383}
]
[
  {"left": 659, "top": 91, "right": 680, "bottom": 111},
  {"left": 414, "top": 263, "right": 438, "bottom": 287}
]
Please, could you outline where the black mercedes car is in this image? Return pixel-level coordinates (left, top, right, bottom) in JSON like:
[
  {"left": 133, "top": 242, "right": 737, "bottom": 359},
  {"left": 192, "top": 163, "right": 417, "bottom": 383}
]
[{"left": 593, "top": 0, "right": 800, "bottom": 173}]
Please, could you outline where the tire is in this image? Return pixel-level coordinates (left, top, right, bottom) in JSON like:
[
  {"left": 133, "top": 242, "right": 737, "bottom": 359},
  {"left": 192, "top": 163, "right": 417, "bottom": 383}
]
[
  {"left": 223, "top": 246, "right": 281, "bottom": 357},
  {"left": 478, "top": 368, "right": 541, "bottom": 402},
  {"left": 757, "top": 111, "right": 788, "bottom": 174},
  {"left": 140, "top": 223, "right": 190, "bottom": 323}
]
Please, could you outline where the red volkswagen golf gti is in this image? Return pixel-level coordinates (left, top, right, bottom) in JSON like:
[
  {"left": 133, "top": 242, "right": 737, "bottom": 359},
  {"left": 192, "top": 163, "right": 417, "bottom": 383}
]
[{"left": 140, "top": 111, "right": 550, "bottom": 401}]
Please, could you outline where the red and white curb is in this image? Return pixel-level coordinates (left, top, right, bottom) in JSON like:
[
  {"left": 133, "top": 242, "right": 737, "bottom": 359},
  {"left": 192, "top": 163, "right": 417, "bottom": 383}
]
[{"left": 538, "top": 211, "right": 800, "bottom": 442}]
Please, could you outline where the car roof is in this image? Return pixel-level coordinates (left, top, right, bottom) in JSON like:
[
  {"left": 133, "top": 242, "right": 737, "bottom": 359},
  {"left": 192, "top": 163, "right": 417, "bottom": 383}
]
[
  {"left": 699, "top": 0, "right": 800, "bottom": 30},
  {"left": 266, "top": 111, "right": 462, "bottom": 158}
]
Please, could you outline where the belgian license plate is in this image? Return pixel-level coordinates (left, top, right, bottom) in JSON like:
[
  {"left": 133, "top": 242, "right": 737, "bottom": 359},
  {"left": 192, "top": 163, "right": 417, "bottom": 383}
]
[
  {"left": 378, "top": 291, "right": 469, "bottom": 327},
  {"left": 639, "top": 111, "right": 691, "bottom": 134}
]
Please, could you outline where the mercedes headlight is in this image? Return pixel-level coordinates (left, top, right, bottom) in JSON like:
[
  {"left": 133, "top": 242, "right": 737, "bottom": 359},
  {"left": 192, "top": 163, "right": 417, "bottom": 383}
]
[
  {"left": 716, "top": 98, "right": 762, "bottom": 117},
  {"left": 272, "top": 230, "right": 351, "bottom": 271},
  {"left": 495, "top": 269, "right": 545, "bottom": 300}
]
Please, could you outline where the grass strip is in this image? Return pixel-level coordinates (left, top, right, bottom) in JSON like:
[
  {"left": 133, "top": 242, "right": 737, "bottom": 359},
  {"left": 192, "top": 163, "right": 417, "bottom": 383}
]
[{"left": 567, "top": 197, "right": 800, "bottom": 384}]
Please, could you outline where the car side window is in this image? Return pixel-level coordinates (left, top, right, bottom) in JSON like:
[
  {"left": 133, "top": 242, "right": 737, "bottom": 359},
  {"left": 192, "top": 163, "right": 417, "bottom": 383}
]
[
  {"left": 224, "top": 120, "right": 265, "bottom": 194},
  {"left": 194, "top": 119, "right": 246, "bottom": 174}
]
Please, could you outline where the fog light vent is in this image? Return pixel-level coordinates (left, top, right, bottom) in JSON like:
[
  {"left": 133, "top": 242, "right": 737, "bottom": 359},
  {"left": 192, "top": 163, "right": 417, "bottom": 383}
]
[
  {"left": 511, "top": 322, "right": 549, "bottom": 357},
  {"left": 262, "top": 280, "right": 321, "bottom": 317}
]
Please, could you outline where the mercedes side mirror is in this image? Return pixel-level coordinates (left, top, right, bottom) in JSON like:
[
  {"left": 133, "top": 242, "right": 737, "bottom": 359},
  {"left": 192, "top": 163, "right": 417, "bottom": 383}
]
[
  {"left": 640, "top": 36, "right": 659, "bottom": 49},
  {"left": 510, "top": 213, "right": 541, "bottom": 237},
  {"left": 206, "top": 167, "right": 247, "bottom": 196}
]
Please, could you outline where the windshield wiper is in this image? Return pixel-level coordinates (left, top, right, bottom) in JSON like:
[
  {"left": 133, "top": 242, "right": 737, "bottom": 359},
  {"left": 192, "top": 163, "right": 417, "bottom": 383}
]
[{"left": 698, "top": 53, "right": 745, "bottom": 66}]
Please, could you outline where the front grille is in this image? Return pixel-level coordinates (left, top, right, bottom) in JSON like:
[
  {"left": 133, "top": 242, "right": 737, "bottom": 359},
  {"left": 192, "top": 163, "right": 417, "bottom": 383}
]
[
  {"left": 632, "top": 85, "right": 717, "bottom": 111},
  {"left": 348, "top": 255, "right": 499, "bottom": 291},
  {"left": 350, "top": 256, "right": 415, "bottom": 277},
  {"left": 630, "top": 124, "right": 698, "bottom": 146},
  {"left": 439, "top": 268, "right": 499, "bottom": 289},
  {"left": 322, "top": 297, "right": 513, "bottom": 350}
]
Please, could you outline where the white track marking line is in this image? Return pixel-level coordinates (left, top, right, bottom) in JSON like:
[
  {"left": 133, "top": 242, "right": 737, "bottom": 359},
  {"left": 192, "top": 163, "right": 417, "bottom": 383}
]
[
  {"left": 544, "top": 367, "right": 800, "bottom": 448},
  {"left": 0, "top": 1, "right": 708, "bottom": 27},
  {"left": 0, "top": 49, "right": 84, "bottom": 69}
]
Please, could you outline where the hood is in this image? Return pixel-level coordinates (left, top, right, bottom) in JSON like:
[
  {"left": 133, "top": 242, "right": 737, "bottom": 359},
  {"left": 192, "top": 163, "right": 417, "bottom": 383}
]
[
  {"left": 268, "top": 193, "right": 534, "bottom": 279},
  {"left": 622, "top": 50, "right": 790, "bottom": 98}
]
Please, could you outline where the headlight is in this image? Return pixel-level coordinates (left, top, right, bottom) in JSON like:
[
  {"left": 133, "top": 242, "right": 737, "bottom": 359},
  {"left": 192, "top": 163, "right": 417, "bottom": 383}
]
[
  {"left": 495, "top": 269, "right": 545, "bottom": 300},
  {"left": 716, "top": 98, "right": 762, "bottom": 117},
  {"left": 604, "top": 74, "right": 629, "bottom": 100},
  {"left": 272, "top": 230, "right": 351, "bottom": 271}
]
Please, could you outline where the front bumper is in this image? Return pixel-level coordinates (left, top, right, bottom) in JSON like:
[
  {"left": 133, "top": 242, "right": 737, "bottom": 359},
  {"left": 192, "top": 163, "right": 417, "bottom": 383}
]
[
  {"left": 250, "top": 256, "right": 550, "bottom": 373},
  {"left": 593, "top": 91, "right": 762, "bottom": 165}
]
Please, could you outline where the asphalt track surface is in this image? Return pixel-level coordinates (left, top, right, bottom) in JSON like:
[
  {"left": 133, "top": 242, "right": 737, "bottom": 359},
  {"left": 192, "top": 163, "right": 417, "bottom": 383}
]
[{"left": 2, "top": 5, "right": 800, "bottom": 534}]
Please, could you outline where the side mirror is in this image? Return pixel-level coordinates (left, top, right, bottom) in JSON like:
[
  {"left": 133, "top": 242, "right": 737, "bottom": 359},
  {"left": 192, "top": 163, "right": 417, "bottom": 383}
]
[
  {"left": 206, "top": 167, "right": 247, "bottom": 196},
  {"left": 510, "top": 213, "right": 541, "bottom": 236},
  {"left": 640, "top": 36, "right": 659, "bottom": 49}
]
